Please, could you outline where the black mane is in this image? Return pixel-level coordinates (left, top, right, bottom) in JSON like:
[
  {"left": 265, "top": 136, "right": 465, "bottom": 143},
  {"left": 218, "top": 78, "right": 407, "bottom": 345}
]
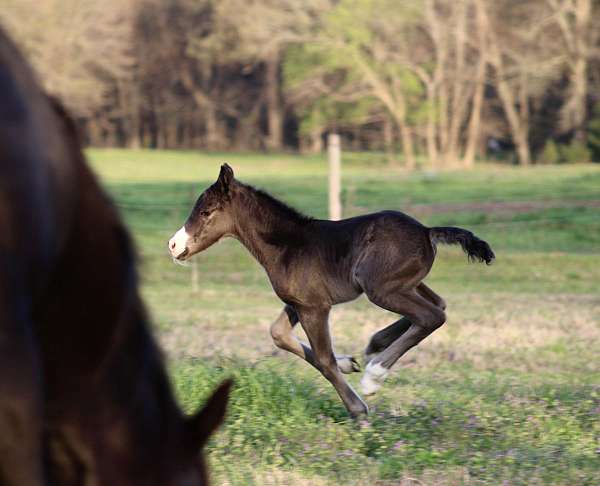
[{"left": 241, "top": 182, "right": 313, "bottom": 225}]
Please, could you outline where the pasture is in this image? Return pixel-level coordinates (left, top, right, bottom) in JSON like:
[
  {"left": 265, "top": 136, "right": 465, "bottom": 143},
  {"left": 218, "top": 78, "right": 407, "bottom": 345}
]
[{"left": 88, "top": 150, "right": 600, "bottom": 485}]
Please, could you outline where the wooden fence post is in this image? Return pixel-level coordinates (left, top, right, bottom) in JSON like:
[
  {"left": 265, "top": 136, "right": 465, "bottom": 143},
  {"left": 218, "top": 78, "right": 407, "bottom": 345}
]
[{"left": 328, "top": 133, "right": 342, "bottom": 220}]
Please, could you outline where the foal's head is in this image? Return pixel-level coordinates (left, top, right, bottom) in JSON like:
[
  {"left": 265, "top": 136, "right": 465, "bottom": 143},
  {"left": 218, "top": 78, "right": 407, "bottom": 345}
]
[{"left": 169, "top": 164, "right": 236, "bottom": 260}]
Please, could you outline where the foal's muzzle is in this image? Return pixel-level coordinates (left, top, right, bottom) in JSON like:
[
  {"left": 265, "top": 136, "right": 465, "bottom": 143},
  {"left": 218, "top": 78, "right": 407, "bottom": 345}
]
[
  {"left": 175, "top": 247, "right": 189, "bottom": 260},
  {"left": 168, "top": 226, "right": 191, "bottom": 259}
]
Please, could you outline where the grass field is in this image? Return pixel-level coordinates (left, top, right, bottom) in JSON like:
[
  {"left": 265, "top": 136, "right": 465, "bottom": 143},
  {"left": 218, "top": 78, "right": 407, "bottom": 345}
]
[{"left": 88, "top": 149, "right": 600, "bottom": 485}]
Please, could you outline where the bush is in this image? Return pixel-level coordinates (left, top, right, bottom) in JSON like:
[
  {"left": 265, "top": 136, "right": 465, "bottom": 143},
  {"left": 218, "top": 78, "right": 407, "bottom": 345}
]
[
  {"left": 537, "top": 139, "right": 591, "bottom": 164},
  {"left": 559, "top": 141, "right": 591, "bottom": 163},
  {"left": 538, "top": 140, "right": 560, "bottom": 164}
]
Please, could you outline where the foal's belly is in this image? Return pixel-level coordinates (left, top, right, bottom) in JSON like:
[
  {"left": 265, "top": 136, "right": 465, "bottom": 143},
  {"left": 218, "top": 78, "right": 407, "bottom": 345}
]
[
  {"left": 329, "top": 282, "right": 363, "bottom": 305},
  {"left": 269, "top": 268, "right": 361, "bottom": 308}
]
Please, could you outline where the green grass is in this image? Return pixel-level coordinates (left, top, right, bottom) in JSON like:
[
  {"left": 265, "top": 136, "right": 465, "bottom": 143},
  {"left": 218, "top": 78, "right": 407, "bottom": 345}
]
[
  {"left": 88, "top": 149, "right": 600, "bottom": 485},
  {"left": 174, "top": 360, "right": 599, "bottom": 485}
]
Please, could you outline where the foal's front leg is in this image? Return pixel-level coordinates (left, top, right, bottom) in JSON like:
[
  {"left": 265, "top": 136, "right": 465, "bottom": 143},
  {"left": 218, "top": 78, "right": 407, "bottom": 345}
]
[
  {"left": 270, "top": 306, "right": 360, "bottom": 374},
  {"left": 295, "top": 306, "right": 368, "bottom": 417}
]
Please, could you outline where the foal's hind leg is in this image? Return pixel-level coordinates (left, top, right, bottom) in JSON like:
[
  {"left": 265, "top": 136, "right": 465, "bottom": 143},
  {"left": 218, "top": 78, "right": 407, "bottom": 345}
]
[
  {"left": 360, "top": 288, "right": 446, "bottom": 395},
  {"left": 270, "top": 305, "right": 360, "bottom": 374},
  {"left": 364, "top": 317, "right": 411, "bottom": 364},
  {"left": 364, "top": 283, "right": 446, "bottom": 363}
]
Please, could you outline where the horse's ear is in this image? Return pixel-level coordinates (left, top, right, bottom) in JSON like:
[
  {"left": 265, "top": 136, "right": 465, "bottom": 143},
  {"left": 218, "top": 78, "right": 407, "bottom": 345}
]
[
  {"left": 217, "top": 163, "right": 234, "bottom": 193},
  {"left": 186, "top": 379, "right": 232, "bottom": 450}
]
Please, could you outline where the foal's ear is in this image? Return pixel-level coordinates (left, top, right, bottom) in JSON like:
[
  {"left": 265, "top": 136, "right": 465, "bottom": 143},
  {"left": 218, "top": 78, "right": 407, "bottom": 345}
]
[
  {"left": 217, "top": 163, "right": 234, "bottom": 193},
  {"left": 186, "top": 379, "right": 232, "bottom": 450}
]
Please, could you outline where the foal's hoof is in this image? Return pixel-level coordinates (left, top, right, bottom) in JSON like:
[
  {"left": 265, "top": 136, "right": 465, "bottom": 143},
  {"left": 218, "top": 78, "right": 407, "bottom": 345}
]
[
  {"left": 349, "top": 404, "right": 369, "bottom": 418},
  {"left": 337, "top": 356, "right": 361, "bottom": 374},
  {"left": 360, "top": 362, "right": 390, "bottom": 396},
  {"left": 348, "top": 397, "right": 369, "bottom": 417}
]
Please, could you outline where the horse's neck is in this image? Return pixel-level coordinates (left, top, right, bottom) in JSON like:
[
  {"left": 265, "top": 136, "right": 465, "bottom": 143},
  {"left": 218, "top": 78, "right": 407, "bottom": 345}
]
[
  {"left": 231, "top": 189, "right": 306, "bottom": 268},
  {"left": 100, "top": 317, "right": 181, "bottom": 453}
]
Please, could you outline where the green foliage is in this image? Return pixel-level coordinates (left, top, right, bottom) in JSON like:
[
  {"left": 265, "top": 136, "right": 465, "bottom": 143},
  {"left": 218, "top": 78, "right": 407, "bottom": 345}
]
[
  {"left": 538, "top": 139, "right": 591, "bottom": 164},
  {"left": 282, "top": 0, "right": 427, "bottom": 136},
  {"left": 559, "top": 141, "right": 591, "bottom": 164},
  {"left": 283, "top": 44, "right": 378, "bottom": 133},
  {"left": 326, "top": 0, "right": 375, "bottom": 47},
  {"left": 538, "top": 139, "right": 560, "bottom": 164}
]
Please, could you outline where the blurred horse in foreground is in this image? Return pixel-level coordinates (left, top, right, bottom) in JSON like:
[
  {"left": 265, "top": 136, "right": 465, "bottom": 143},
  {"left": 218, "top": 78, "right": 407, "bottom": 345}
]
[{"left": 0, "top": 26, "right": 230, "bottom": 485}]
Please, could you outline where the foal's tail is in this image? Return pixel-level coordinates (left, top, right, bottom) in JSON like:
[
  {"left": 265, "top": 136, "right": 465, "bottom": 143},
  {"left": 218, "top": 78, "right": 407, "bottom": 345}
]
[{"left": 429, "top": 227, "right": 495, "bottom": 265}]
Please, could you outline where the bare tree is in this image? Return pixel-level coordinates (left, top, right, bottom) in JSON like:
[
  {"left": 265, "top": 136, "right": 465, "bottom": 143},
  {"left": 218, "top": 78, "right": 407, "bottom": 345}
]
[
  {"left": 2, "top": 0, "right": 135, "bottom": 119},
  {"left": 2, "top": 0, "right": 596, "bottom": 159},
  {"left": 200, "top": 0, "right": 333, "bottom": 151},
  {"left": 476, "top": 0, "right": 564, "bottom": 165},
  {"left": 411, "top": 0, "right": 489, "bottom": 167},
  {"left": 545, "top": 0, "right": 598, "bottom": 141}
]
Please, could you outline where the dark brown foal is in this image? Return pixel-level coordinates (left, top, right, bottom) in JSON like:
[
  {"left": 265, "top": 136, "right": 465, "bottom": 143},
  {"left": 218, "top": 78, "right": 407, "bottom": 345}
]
[{"left": 169, "top": 165, "right": 494, "bottom": 416}]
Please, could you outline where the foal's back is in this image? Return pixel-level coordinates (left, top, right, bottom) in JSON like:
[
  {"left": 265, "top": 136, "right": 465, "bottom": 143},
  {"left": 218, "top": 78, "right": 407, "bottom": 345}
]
[{"left": 305, "top": 211, "right": 433, "bottom": 277}]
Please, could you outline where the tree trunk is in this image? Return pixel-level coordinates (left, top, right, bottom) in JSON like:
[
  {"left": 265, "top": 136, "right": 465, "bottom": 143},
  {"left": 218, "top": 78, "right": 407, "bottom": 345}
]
[
  {"left": 304, "top": 128, "right": 323, "bottom": 154},
  {"left": 445, "top": 0, "right": 467, "bottom": 167},
  {"left": 424, "top": 81, "right": 438, "bottom": 167},
  {"left": 557, "top": 0, "right": 591, "bottom": 141},
  {"left": 88, "top": 117, "right": 103, "bottom": 147},
  {"left": 127, "top": 95, "right": 141, "bottom": 149},
  {"left": 566, "top": 56, "right": 588, "bottom": 142},
  {"left": 425, "top": 0, "right": 447, "bottom": 164},
  {"left": 396, "top": 116, "right": 416, "bottom": 169},
  {"left": 463, "top": 2, "right": 487, "bottom": 168},
  {"left": 497, "top": 75, "right": 531, "bottom": 165},
  {"left": 383, "top": 115, "right": 399, "bottom": 165},
  {"left": 463, "top": 54, "right": 486, "bottom": 168},
  {"left": 265, "top": 49, "right": 283, "bottom": 151},
  {"left": 480, "top": 0, "right": 531, "bottom": 165},
  {"left": 204, "top": 102, "right": 221, "bottom": 150}
]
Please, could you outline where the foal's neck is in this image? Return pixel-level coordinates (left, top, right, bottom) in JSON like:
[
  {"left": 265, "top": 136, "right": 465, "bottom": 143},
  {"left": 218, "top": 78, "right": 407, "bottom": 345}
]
[{"left": 231, "top": 184, "right": 311, "bottom": 267}]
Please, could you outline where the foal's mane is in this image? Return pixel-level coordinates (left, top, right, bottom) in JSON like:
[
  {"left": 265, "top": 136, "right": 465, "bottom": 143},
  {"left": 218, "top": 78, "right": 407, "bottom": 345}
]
[{"left": 239, "top": 182, "right": 313, "bottom": 225}]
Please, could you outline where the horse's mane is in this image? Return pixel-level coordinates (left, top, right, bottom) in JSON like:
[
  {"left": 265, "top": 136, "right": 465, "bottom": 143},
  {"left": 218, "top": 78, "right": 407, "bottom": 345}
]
[
  {"left": 240, "top": 183, "right": 313, "bottom": 226},
  {"left": 49, "top": 98, "right": 175, "bottom": 420},
  {"left": 233, "top": 182, "right": 313, "bottom": 252}
]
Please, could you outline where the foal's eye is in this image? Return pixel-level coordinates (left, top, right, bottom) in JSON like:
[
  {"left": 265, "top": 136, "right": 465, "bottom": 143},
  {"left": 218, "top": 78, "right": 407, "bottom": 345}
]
[{"left": 200, "top": 210, "right": 211, "bottom": 217}]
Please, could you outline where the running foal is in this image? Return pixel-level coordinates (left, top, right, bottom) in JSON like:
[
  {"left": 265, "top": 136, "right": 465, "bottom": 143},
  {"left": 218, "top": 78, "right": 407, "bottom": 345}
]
[{"left": 169, "top": 165, "right": 494, "bottom": 417}]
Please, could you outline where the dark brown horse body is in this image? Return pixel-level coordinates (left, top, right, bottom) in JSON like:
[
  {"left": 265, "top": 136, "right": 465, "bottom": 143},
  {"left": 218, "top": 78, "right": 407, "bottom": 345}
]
[
  {"left": 169, "top": 165, "right": 494, "bottom": 417},
  {"left": 0, "top": 27, "right": 229, "bottom": 485}
]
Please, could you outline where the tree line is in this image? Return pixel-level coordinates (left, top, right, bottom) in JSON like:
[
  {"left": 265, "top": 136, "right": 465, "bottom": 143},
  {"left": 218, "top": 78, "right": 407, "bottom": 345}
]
[{"left": 3, "top": 0, "right": 600, "bottom": 166}]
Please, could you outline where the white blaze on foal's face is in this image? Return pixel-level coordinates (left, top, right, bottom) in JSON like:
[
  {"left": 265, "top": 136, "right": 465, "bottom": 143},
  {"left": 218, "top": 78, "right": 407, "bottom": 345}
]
[{"left": 168, "top": 226, "right": 191, "bottom": 259}]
